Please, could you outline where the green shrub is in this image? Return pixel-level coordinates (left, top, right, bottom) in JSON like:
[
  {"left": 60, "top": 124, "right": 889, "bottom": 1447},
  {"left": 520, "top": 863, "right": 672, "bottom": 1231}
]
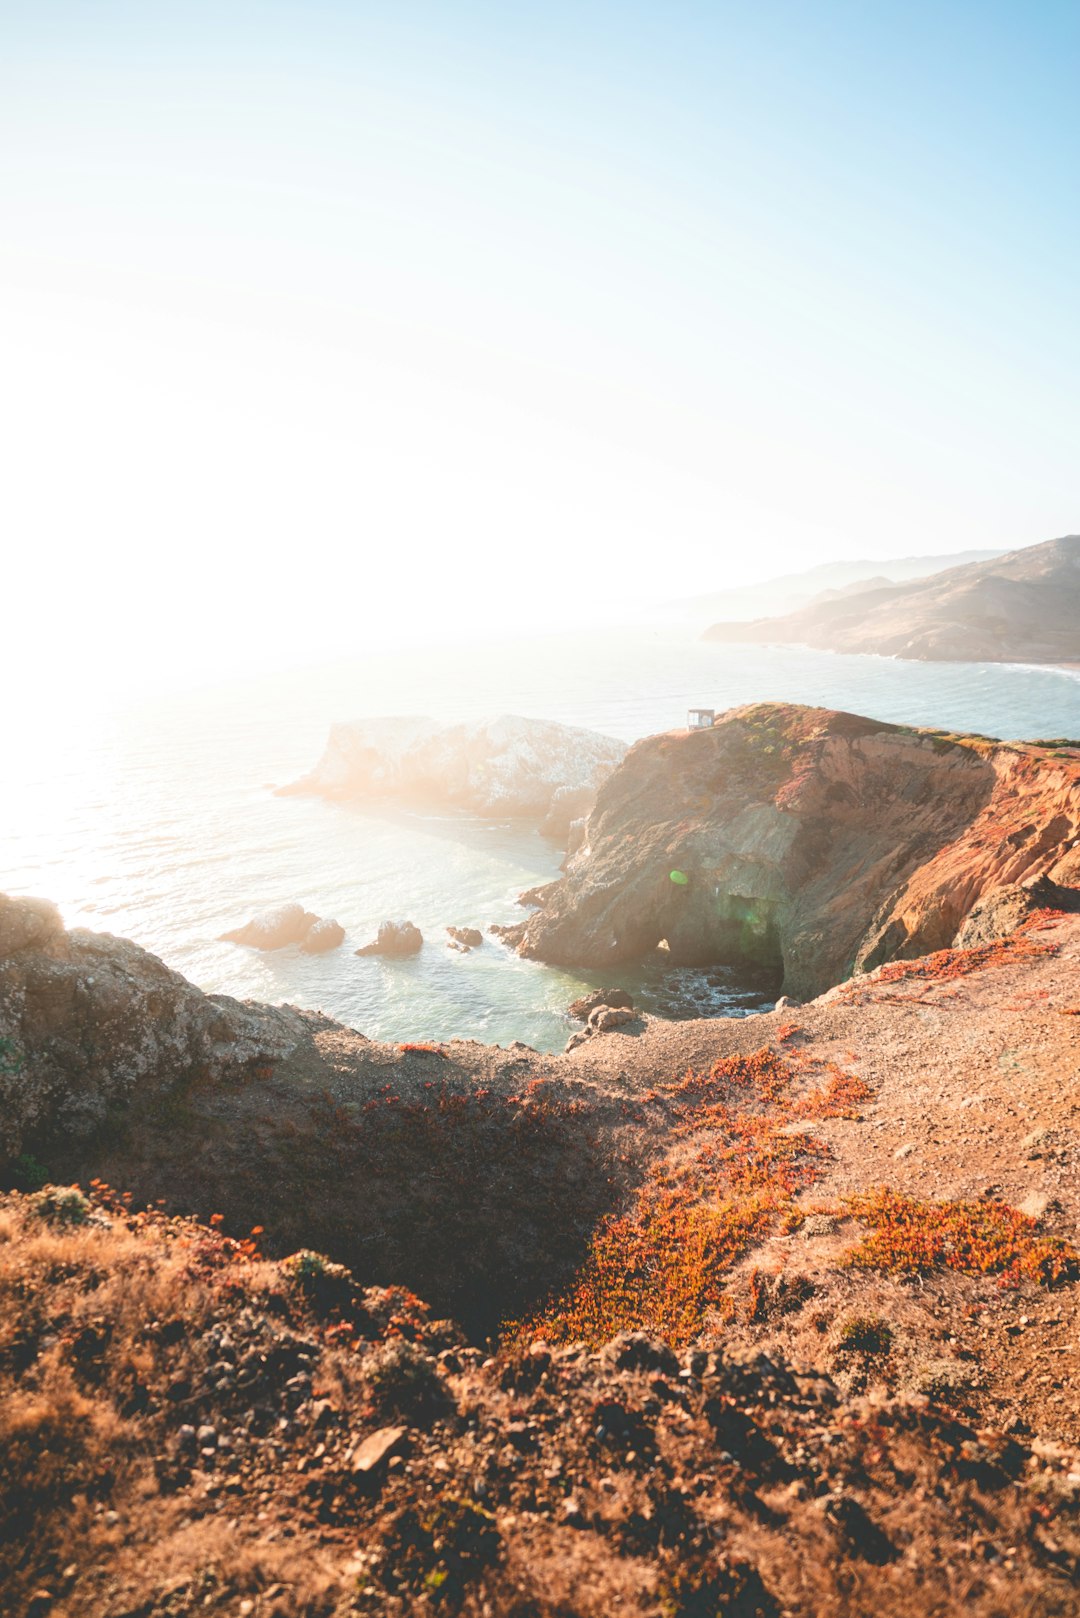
[
  {"left": 836, "top": 1315, "right": 893, "bottom": 1356},
  {"left": 9, "top": 1155, "right": 48, "bottom": 1193},
  {"left": 33, "top": 1187, "right": 89, "bottom": 1227}
]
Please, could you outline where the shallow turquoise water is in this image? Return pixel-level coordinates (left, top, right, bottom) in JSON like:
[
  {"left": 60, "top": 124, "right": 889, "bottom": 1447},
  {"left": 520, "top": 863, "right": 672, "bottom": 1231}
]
[{"left": 1, "top": 631, "right": 1076, "bottom": 1052}]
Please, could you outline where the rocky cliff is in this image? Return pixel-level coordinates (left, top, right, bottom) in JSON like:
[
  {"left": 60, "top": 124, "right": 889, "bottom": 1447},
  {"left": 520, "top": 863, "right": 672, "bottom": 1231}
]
[
  {"left": 0, "top": 896, "right": 303, "bottom": 1157},
  {"left": 497, "top": 703, "right": 1080, "bottom": 999},
  {"left": 281, "top": 713, "right": 626, "bottom": 837},
  {"left": 704, "top": 533, "right": 1080, "bottom": 664}
]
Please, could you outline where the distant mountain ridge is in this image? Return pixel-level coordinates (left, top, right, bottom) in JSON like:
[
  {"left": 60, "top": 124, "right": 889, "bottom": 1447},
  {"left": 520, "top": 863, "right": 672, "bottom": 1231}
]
[
  {"left": 664, "top": 546, "right": 1005, "bottom": 626},
  {"left": 703, "top": 534, "right": 1080, "bottom": 664}
]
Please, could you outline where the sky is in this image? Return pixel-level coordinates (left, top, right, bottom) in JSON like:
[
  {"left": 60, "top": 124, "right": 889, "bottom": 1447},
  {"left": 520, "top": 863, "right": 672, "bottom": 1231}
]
[{"left": 1, "top": 0, "right": 1077, "bottom": 695}]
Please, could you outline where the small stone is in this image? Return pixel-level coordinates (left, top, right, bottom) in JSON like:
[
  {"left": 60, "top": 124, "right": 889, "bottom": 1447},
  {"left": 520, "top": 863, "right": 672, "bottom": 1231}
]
[
  {"left": 196, "top": 1424, "right": 217, "bottom": 1449},
  {"left": 894, "top": 1143, "right": 916, "bottom": 1160},
  {"left": 350, "top": 1426, "right": 407, "bottom": 1475}
]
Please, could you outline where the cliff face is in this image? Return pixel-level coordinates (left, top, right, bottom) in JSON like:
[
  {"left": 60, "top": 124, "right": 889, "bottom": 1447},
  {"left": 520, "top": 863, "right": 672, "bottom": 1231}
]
[
  {"left": 498, "top": 704, "right": 1080, "bottom": 998},
  {"left": 704, "top": 534, "right": 1080, "bottom": 663},
  {"left": 281, "top": 712, "right": 626, "bottom": 835}
]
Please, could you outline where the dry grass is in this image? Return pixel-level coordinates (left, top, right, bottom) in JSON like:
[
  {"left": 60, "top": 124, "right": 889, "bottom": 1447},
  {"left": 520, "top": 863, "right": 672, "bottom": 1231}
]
[{"left": 1, "top": 1186, "right": 1079, "bottom": 1617}]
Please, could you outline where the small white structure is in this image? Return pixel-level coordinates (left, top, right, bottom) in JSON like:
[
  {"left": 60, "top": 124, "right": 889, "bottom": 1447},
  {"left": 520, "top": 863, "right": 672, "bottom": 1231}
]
[{"left": 687, "top": 707, "right": 715, "bottom": 730}]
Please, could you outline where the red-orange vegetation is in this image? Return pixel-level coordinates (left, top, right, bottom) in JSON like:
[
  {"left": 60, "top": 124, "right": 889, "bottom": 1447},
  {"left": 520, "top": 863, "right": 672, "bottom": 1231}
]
[
  {"left": 841, "top": 1188, "right": 1080, "bottom": 1288},
  {"left": 510, "top": 1046, "right": 870, "bottom": 1348},
  {"left": 843, "top": 911, "right": 1060, "bottom": 1001}
]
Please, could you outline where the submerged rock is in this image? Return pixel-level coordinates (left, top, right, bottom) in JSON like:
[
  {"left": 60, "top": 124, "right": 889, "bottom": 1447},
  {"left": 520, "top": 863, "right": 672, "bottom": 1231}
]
[{"left": 356, "top": 921, "right": 423, "bottom": 958}]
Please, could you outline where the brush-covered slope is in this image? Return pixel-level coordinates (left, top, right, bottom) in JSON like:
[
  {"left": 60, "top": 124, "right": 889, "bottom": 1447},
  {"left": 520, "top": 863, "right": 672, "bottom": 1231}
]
[
  {"left": 3, "top": 1181, "right": 1079, "bottom": 1618},
  {"left": 704, "top": 535, "right": 1080, "bottom": 664},
  {"left": 498, "top": 704, "right": 1080, "bottom": 999}
]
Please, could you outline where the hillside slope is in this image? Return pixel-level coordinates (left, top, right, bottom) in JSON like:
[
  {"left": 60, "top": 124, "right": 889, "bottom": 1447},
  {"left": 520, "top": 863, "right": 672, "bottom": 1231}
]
[
  {"left": 703, "top": 535, "right": 1080, "bottom": 664},
  {"left": 2, "top": 895, "right": 1080, "bottom": 1614}
]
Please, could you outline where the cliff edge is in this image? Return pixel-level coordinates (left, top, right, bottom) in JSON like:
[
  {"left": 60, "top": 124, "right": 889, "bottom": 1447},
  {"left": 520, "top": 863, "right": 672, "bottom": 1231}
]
[{"left": 497, "top": 703, "right": 1080, "bottom": 999}]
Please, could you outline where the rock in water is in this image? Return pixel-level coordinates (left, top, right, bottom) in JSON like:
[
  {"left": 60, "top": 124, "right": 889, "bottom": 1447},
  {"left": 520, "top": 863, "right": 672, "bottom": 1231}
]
[
  {"left": 221, "top": 904, "right": 319, "bottom": 951},
  {"left": 446, "top": 927, "right": 483, "bottom": 952},
  {"left": 300, "top": 918, "right": 346, "bottom": 954},
  {"left": 356, "top": 921, "right": 423, "bottom": 958}
]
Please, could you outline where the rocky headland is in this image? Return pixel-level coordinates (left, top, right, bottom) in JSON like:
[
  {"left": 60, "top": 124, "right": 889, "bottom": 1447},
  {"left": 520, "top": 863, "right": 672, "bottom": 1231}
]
[
  {"left": 497, "top": 703, "right": 1080, "bottom": 1000},
  {"left": 703, "top": 534, "right": 1080, "bottom": 664},
  {"left": 280, "top": 713, "right": 626, "bottom": 841},
  {"left": 2, "top": 886, "right": 1080, "bottom": 1615}
]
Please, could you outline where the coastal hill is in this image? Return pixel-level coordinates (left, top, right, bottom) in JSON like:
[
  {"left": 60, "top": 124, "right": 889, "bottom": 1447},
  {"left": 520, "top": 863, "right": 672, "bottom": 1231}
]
[
  {"left": 281, "top": 713, "right": 627, "bottom": 841},
  {"left": 663, "top": 544, "right": 1004, "bottom": 629},
  {"left": 2, "top": 888, "right": 1080, "bottom": 1614},
  {"left": 500, "top": 703, "right": 1080, "bottom": 999},
  {"left": 703, "top": 534, "right": 1080, "bottom": 664}
]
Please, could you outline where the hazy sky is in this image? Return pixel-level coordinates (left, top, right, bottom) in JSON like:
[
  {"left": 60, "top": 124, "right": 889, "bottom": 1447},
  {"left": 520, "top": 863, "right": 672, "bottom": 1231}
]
[{"left": 2, "top": 1, "right": 1077, "bottom": 692}]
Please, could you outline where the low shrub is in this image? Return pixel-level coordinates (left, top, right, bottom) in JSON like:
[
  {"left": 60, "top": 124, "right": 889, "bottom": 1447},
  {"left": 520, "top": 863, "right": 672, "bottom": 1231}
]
[{"left": 33, "top": 1186, "right": 89, "bottom": 1227}]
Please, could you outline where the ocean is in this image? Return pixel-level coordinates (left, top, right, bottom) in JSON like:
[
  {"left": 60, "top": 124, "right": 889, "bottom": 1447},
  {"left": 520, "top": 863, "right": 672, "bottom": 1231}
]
[{"left": 2, "top": 631, "right": 1077, "bottom": 1053}]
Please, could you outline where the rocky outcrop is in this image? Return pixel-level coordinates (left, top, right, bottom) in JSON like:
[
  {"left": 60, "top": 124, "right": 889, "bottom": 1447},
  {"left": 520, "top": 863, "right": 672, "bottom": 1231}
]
[
  {"left": 567, "top": 987, "right": 634, "bottom": 1021},
  {"left": 704, "top": 534, "right": 1080, "bottom": 664},
  {"left": 0, "top": 894, "right": 302, "bottom": 1155},
  {"left": 446, "top": 926, "right": 483, "bottom": 952},
  {"left": 355, "top": 919, "right": 423, "bottom": 958},
  {"left": 280, "top": 713, "right": 626, "bottom": 830},
  {"left": 221, "top": 903, "right": 344, "bottom": 953},
  {"left": 499, "top": 703, "right": 1080, "bottom": 999},
  {"left": 953, "top": 875, "right": 1080, "bottom": 949}
]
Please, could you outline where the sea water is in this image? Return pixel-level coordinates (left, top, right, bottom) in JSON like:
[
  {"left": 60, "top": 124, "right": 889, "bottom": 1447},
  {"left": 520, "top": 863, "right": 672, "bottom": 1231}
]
[{"left": 2, "top": 631, "right": 1077, "bottom": 1053}]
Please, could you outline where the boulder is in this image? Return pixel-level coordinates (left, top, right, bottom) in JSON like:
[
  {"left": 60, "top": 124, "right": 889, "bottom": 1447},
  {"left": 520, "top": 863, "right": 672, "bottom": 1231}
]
[
  {"left": 568, "top": 988, "right": 634, "bottom": 1022},
  {"left": 221, "top": 904, "right": 318, "bottom": 951},
  {"left": 446, "top": 927, "right": 483, "bottom": 952},
  {"left": 587, "top": 1005, "right": 636, "bottom": 1033},
  {"left": 356, "top": 921, "right": 423, "bottom": 958},
  {"left": 300, "top": 918, "right": 346, "bottom": 954}
]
